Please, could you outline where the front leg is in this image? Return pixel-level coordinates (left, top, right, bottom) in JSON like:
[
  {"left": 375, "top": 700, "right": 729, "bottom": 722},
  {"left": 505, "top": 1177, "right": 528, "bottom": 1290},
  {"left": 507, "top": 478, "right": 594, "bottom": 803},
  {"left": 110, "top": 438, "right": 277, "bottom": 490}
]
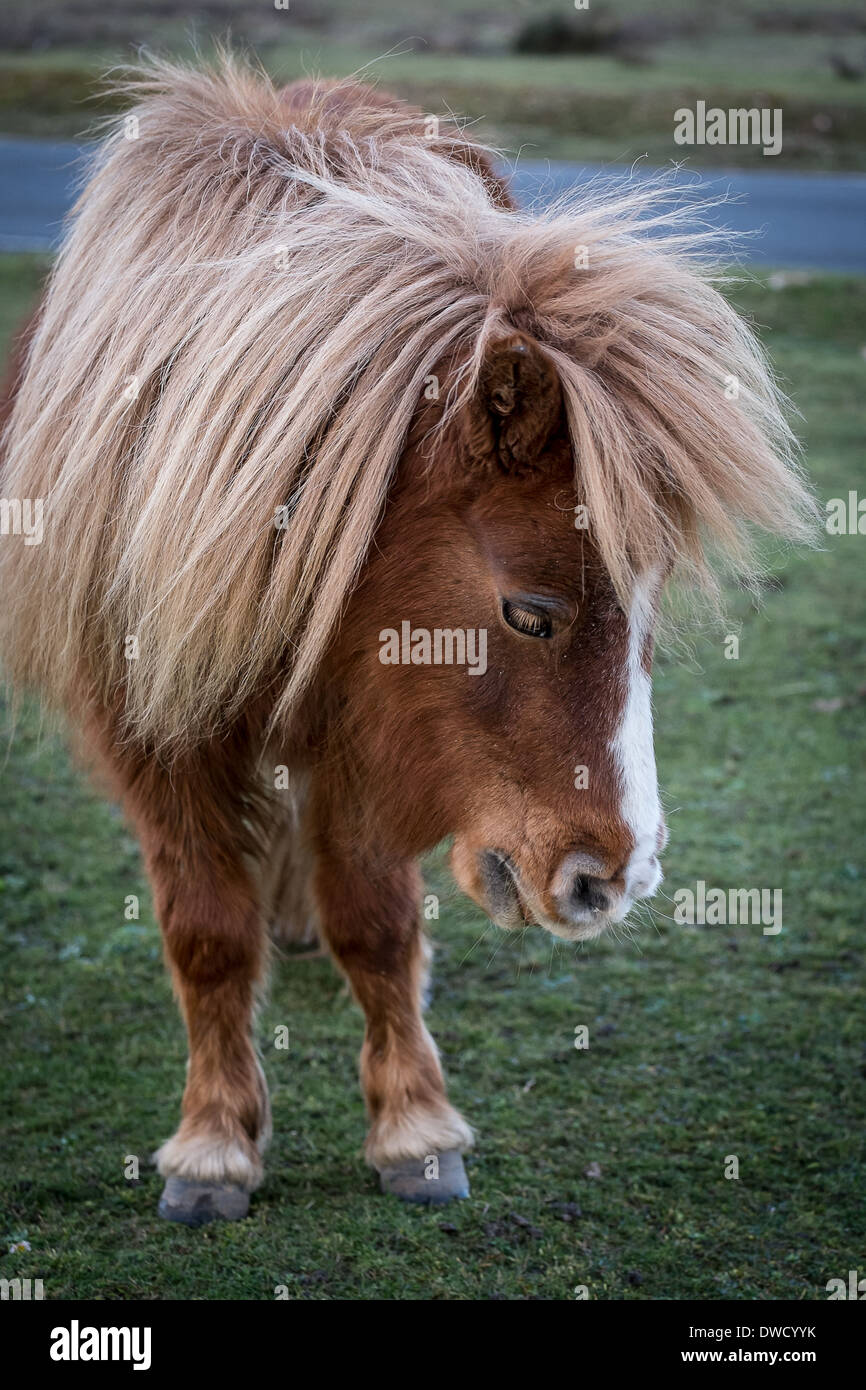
[
  {"left": 89, "top": 715, "right": 272, "bottom": 1226},
  {"left": 313, "top": 850, "right": 472, "bottom": 1204}
]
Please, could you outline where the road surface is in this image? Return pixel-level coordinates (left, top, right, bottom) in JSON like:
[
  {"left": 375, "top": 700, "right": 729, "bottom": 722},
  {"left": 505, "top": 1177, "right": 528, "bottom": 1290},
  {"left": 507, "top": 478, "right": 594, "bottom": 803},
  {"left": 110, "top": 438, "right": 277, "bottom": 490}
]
[{"left": 0, "top": 137, "right": 863, "bottom": 271}]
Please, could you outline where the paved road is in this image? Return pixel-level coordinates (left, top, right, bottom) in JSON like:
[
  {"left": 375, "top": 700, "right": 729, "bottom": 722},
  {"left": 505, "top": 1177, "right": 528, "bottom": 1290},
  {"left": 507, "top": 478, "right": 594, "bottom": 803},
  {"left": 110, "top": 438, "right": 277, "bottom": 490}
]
[
  {"left": 508, "top": 162, "right": 866, "bottom": 273},
  {"left": 1, "top": 137, "right": 864, "bottom": 270}
]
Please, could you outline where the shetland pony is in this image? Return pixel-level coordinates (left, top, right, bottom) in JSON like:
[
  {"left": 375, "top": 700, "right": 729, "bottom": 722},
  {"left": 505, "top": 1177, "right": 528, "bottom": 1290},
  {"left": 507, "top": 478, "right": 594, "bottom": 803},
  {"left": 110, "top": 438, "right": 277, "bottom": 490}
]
[{"left": 0, "top": 56, "right": 814, "bottom": 1221}]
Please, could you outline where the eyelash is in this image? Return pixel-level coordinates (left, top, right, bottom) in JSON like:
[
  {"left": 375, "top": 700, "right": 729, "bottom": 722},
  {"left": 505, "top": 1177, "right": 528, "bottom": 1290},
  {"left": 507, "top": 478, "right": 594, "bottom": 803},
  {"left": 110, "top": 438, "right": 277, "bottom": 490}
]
[{"left": 501, "top": 599, "right": 553, "bottom": 639}]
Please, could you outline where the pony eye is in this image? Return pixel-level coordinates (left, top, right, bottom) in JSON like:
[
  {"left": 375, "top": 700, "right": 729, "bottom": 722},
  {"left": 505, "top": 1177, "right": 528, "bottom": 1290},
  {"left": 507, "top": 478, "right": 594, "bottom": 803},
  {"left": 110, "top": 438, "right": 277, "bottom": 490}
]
[{"left": 501, "top": 598, "right": 553, "bottom": 639}]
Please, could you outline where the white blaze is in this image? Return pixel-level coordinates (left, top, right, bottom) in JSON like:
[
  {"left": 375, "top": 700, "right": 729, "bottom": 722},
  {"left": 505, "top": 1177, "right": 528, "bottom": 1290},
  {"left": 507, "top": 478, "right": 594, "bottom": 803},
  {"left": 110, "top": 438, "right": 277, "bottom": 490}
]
[{"left": 612, "top": 571, "right": 662, "bottom": 894}]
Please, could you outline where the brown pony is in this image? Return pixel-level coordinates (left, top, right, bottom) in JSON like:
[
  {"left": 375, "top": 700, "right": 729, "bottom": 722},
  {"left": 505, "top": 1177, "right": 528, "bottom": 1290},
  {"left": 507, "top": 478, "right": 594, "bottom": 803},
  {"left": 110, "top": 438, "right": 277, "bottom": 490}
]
[{"left": 0, "top": 56, "right": 814, "bottom": 1221}]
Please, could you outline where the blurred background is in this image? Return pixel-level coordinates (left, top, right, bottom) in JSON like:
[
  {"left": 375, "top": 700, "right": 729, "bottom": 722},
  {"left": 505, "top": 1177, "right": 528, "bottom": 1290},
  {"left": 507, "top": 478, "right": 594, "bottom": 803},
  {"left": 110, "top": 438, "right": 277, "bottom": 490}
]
[
  {"left": 1, "top": 1, "right": 864, "bottom": 1303},
  {"left": 1, "top": 0, "right": 865, "bottom": 166}
]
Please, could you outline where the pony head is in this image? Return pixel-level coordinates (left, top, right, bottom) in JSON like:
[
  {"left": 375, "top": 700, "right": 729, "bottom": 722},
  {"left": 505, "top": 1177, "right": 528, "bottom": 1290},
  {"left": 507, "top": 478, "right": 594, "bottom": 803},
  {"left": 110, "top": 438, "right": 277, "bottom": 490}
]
[{"left": 324, "top": 329, "right": 669, "bottom": 939}]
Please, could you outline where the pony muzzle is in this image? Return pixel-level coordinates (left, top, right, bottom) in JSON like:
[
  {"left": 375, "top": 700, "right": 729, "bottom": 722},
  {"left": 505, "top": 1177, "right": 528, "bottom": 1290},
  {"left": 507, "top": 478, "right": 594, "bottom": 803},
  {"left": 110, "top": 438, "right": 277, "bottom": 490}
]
[{"left": 458, "top": 844, "right": 663, "bottom": 941}]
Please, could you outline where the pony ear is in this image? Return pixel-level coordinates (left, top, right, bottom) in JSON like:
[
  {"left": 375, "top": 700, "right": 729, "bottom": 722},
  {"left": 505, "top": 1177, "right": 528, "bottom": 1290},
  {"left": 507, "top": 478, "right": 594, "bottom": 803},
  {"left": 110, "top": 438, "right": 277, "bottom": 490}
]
[{"left": 461, "top": 332, "right": 562, "bottom": 473}]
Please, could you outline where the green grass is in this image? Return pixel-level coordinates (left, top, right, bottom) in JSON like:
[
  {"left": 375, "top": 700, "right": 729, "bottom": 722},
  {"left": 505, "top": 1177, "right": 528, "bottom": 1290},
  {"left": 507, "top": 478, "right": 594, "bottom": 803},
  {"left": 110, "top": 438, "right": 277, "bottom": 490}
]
[
  {"left": 1, "top": 255, "right": 865, "bottom": 1299},
  {"left": 1, "top": 0, "right": 866, "bottom": 165}
]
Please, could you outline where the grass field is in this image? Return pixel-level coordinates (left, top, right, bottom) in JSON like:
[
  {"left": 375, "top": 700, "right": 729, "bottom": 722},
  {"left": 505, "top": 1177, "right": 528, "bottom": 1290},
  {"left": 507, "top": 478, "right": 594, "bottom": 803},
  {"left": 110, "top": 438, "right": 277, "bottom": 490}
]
[
  {"left": 1, "top": 0, "right": 866, "bottom": 166},
  {"left": 0, "top": 252, "right": 864, "bottom": 1300}
]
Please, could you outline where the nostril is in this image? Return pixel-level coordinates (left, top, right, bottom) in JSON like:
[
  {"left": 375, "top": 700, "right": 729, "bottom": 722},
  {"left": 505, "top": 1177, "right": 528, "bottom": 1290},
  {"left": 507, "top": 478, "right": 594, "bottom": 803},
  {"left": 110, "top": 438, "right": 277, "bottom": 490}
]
[{"left": 571, "top": 874, "right": 610, "bottom": 914}]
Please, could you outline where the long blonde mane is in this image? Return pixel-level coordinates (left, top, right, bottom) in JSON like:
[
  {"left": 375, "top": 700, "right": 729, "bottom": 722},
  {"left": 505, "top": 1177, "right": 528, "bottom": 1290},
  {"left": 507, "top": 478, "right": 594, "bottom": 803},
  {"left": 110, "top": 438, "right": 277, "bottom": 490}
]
[{"left": 0, "top": 53, "right": 815, "bottom": 749}]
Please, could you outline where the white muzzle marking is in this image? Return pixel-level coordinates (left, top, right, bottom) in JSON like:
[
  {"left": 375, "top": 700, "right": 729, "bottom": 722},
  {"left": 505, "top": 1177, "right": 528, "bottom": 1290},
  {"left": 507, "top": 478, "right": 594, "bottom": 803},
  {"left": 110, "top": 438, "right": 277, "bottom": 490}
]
[{"left": 611, "top": 570, "right": 664, "bottom": 911}]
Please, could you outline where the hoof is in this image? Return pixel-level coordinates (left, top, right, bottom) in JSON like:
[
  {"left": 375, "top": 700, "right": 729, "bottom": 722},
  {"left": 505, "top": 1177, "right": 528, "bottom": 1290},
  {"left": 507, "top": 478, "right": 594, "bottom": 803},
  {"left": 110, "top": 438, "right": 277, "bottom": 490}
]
[
  {"left": 157, "top": 1176, "right": 251, "bottom": 1226},
  {"left": 378, "top": 1149, "right": 470, "bottom": 1206}
]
